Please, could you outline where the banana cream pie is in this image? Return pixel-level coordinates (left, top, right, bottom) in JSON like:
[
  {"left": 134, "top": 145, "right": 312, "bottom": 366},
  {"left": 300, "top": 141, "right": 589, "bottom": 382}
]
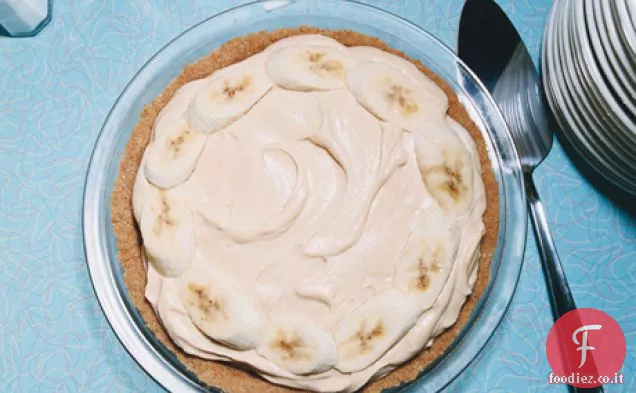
[{"left": 112, "top": 28, "right": 499, "bottom": 393}]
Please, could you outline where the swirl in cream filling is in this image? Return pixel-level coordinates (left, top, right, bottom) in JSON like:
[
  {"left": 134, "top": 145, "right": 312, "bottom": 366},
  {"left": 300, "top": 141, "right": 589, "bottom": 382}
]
[{"left": 133, "top": 34, "right": 487, "bottom": 393}]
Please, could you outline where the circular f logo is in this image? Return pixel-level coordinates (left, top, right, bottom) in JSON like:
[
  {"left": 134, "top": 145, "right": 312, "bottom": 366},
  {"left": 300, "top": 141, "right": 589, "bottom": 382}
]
[
  {"left": 546, "top": 309, "right": 626, "bottom": 388},
  {"left": 572, "top": 324, "right": 602, "bottom": 368}
]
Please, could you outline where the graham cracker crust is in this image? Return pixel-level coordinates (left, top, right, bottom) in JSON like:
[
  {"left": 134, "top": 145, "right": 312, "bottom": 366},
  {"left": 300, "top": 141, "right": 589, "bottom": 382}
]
[{"left": 110, "top": 27, "right": 500, "bottom": 393}]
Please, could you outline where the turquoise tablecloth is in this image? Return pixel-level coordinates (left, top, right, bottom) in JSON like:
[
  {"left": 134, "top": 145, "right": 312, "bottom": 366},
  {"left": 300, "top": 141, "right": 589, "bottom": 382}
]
[{"left": 1, "top": 1, "right": 634, "bottom": 392}]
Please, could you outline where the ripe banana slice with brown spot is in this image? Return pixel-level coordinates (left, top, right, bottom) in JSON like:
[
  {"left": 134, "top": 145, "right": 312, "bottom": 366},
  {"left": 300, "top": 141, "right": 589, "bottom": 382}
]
[
  {"left": 139, "top": 189, "right": 195, "bottom": 277},
  {"left": 266, "top": 45, "right": 356, "bottom": 91},
  {"left": 395, "top": 214, "right": 460, "bottom": 309},
  {"left": 346, "top": 62, "right": 447, "bottom": 133},
  {"left": 187, "top": 56, "right": 273, "bottom": 133},
  {"left": 257, "top": 318, "right": 337, "bottom": 375},
  {"left": 347, "top": 46, "right": 448, "bottom": 111},
  {"left": 414, "top": 124, "right": 475, "bottom": 214},
  {"left": 144, "top": 123, "right": 207, "bottom": 189},
  {"left": 178, "top": 270, "right": 264, "bottom": 350},
  {"left": 334, "top": 288, "right": 420, "bottom": 373}
]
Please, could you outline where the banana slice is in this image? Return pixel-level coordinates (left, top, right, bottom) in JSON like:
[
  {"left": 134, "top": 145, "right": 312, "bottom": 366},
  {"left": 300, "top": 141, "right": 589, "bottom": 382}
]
[
  {"left": 152, "top": 80, "right": 207, "bottom": 142},
  {"left": 346, "top": 62, "right": 447, "bottom": 132},
  {"left": 266, "top": 45, "right": 355, "bottom": 91},
  {"left": 144, "top": 122, "right": 207, "bottom": 189},
  {"left": 186, "top": 56, "right": 273, "bottom": 133},
  {"left": 347, "top": 46, "right": 448, "bottom": 110},
  {"left": 139, "top": 189, "right": 195, "bottom": 277},
  {"left": 395, "top": 215, "right": 460, "bottom": 309},
  {"left": 334, "top": 288, "right": 420, "bottom": 373},
  {"left": 257, "top": 318, "right": 337, "bottom": 375},
  {"left": 178, "top": 269, "right": 264, "bottom": 350},
  {"left": 264, "top": 35, "right": 348, "bottom": 54},
  {"left": 414, "top": 124, "right": 475, "bottom": 214}
]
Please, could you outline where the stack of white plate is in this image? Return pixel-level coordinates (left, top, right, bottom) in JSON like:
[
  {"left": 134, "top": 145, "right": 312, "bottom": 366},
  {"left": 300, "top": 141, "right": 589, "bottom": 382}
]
[{"left": 542, "top": 0, "right": 636, "bottom": 194}]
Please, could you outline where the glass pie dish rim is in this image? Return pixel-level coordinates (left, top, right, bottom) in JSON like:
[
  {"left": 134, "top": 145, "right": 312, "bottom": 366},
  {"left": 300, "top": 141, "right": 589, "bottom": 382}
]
[{"left": 83, "top": 1, "right": 528, "bottom": 392}]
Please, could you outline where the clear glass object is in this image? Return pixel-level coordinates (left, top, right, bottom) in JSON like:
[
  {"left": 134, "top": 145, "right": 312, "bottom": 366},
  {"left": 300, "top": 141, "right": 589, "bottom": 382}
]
[
  {"left": 0, "top": 0, "right": 51, "bottom": 37},
  {"left": 83, "top": 1, "right": 527, "bottom": 392}
]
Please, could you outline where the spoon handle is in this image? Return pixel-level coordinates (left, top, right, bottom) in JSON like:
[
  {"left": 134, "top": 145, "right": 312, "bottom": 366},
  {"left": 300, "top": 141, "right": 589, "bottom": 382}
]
[
  {"left": 525, "top": 172, "right": 576, "bottom": 318},
  {"left": 524, "top": 172, "right": 604, "bottom": 393}
]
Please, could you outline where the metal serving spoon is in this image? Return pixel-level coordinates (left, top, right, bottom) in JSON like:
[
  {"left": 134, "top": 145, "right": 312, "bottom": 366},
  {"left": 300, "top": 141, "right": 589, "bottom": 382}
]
[{"left": 457, "top": 1, "right": 603, "bottom": 392}]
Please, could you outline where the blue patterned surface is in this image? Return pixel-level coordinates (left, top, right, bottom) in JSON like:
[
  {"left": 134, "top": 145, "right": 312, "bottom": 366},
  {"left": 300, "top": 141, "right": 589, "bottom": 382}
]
[{"left": 0, "top": 1, "right": 634, "bottom": 392}]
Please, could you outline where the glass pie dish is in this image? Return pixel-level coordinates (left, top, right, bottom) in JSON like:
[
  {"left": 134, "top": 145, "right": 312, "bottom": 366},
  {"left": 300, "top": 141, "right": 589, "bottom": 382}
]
[{"left": 83, "top": 1, "right": 527, "bottom": 392}]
